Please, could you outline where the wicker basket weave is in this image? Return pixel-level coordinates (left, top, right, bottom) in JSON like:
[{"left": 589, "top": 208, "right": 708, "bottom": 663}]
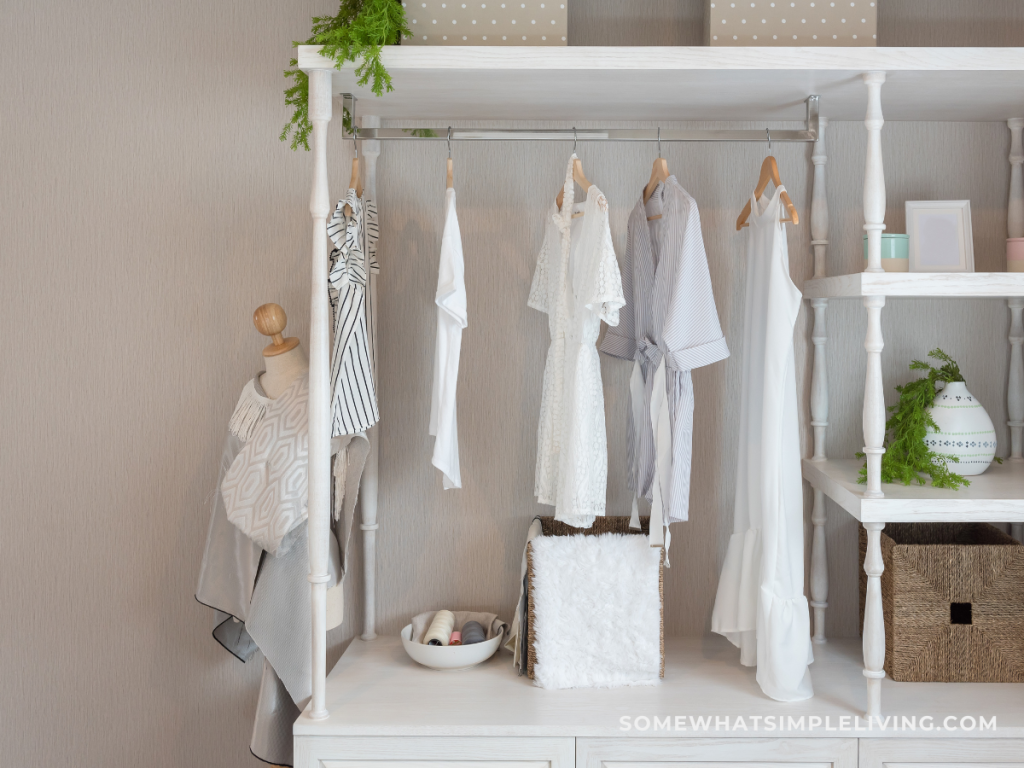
[
  {"left": 525, "top": 516, "right": 665, "bottom": 680},
  {"left": 858, "top": 522, "right": 1024, "bottom": 682}
]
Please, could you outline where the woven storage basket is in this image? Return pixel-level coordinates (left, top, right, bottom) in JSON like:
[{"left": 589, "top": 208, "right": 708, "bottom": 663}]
[
  {"left": 525, "top": 516, "right": 664, "bottom": 680},
  {"left": 858, "top": 522, "right": 1024, "bottom": 682}
]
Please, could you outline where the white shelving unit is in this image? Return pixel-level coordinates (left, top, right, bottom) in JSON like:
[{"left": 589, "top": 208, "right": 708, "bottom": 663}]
[
  {"left": 295, "top": 45, "right": 1024, "bottom": 767},
  {"left": 801, "top": 76, "right": 1024, "bottom": 714}
]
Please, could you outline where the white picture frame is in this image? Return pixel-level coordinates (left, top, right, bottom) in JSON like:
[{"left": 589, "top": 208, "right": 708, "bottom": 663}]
[{"left": 905, "top": 200, "right": 975, "bottom": 272}]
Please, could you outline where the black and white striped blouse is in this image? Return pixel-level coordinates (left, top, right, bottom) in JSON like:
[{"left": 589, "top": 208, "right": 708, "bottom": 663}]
[{"left": 327, "top": 189, "right": 380, "bottom": 436}]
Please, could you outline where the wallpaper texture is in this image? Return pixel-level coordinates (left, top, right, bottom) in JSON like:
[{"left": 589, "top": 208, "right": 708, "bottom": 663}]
[{"left": 1, "top": 1, "right": 1021, "bottom": 766}]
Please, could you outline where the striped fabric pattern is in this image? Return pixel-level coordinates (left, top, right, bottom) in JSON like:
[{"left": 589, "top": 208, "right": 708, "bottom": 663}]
[
  {"left": 327, "top": 189, "right": 380, "bottom": 437},
  {"left": 600, "top": 177, "right": 729, "bottom": 523}
]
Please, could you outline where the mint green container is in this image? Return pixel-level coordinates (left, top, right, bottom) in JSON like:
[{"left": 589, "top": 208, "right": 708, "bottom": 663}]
[{"left": 863, "top": 233, "right": 909, "bottom": 272}]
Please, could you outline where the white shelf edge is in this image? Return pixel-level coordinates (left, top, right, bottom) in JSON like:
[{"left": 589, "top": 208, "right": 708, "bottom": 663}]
[
  {"left": 802, "top": 272, "right": 1024, "bottom": 299},
  {"left": 802, "top": 458, "right": 1024, "bottom": 522},
  {"left": 297, "top": 45, "right": 1024, "bottom": 73}
]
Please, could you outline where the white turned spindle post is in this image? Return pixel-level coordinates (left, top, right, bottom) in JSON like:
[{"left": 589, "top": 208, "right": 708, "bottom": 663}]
[
  {"left": 862, "top": 522, "right": 886, "bottom": 717},
  {"left": 811, "top": 116, "right": 829, "bottom": 279},
  {"left": 810, "top": 488, "right": 828, "bottom": 643},
  {"left": 359, "top": 115, "right": 381, "bottom": 641},
  {"left": 1009, "top": 299, "right": 1024, "bottom": 461},
  {"left": 1009, "top": 119, "right": 1024, "bottom": 240},
  {"left": 810, "top": 303, "right": 829, "bottom": 462},
  {"left": 808, "top": 118, "right": 830, "bottom": 643},
  {"left": 863, "top": 296, "right": 886, "bottom": 498},
  {"left": 810, "top": 117, "right": 830, "bottom": 461},
  {"left": 862, "top": 72, "right": 886, "bottom": 274},
  {"left": 306, "top": 69, "right": 333, "bottom": 720}
]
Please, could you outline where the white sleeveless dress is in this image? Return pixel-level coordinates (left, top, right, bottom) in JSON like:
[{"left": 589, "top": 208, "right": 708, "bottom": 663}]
[{"left": 710, "top": 186, "right": 814, "bottom": 702}]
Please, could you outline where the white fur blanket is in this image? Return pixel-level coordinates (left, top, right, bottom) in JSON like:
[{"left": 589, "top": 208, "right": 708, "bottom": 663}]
[{"left": 529, "top": 533, "right": 662, "bottom": 689}]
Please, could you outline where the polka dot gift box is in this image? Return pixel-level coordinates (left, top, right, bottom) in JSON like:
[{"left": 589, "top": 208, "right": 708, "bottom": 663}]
[
  {"left": 402, "top": 1, "right": 567, "bottom": 45},
  {"left": 707, "top": 0, "right": 876, "bottom": 46}
]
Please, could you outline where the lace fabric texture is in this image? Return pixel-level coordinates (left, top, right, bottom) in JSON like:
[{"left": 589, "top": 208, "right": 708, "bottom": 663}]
[{"left": 529, "top": 155, "right": 625, "bottom": 526}]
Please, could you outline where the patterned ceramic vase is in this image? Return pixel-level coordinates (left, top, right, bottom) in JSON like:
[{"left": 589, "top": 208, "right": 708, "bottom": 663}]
[{"left": 924, "top": 381, "right": 997, "bottom": 475}]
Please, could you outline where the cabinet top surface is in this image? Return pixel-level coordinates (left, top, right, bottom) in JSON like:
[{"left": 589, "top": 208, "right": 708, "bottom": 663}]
[
  {"left": 298, "top": 46, "right": 1024, "bottom": 122},
  {"left": 294, "top": 634, "right": 1024, "bottom": 737}
]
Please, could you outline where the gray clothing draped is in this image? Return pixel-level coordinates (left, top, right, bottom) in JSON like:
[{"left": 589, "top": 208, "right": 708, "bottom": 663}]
[{"left": 196, "top": 374, "right": 369, "bottom": 766}]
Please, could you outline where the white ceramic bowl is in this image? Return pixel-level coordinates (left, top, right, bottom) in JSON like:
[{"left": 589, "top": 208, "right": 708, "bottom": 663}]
[{"left": 401, "top": 623, "right": 501, "bottom": 671}]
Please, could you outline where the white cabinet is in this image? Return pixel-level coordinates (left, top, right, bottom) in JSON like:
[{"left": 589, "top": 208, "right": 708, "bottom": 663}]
[
  {"left": 859, "top": 739, "right": 1024, "bottom": 768},
  {"left": 576, "top": 737, "right": 858, "bottom": 768},
  {"left": 294, "top": 736, "right": 576, "bottom": 768}
]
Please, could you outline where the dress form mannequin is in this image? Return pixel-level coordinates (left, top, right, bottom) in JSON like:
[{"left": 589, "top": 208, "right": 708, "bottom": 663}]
[{"left": 253, "top": 303, "right": 309, "bottom": 399}]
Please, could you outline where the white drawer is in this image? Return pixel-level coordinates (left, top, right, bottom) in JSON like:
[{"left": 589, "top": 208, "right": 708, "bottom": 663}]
[
  {"left": 293, "top": 736, "right": 575, "bottom": 768},
  {"left": 859, "top": 739, "right": 1024, "bottom": 768},
  {"left": 576, "top": 737, "right": 858, "bottom": 768}
]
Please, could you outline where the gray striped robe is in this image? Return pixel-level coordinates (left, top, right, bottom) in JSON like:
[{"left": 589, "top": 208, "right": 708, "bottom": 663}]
[{"left": 600, "top": 177, "right": 729, "bottom": 525}]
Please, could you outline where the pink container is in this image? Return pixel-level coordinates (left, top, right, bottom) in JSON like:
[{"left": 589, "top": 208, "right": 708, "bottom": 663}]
[{"left": 1009, "top": 238, "right": 1024, "bottom": 272}]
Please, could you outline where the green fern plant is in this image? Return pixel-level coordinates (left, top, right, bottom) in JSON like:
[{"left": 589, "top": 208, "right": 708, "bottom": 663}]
[
  {"left": 282, "top": 0, "right": 410, "bottom": 151},
  {"left": 857, "top": 348, "right": 987, "bottom": 490}
]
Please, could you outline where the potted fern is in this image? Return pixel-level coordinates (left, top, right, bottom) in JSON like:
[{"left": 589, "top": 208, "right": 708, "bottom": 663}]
[
  {"left": 859, "top": 349, "right": 999, "bottom": 490},
  {"left": 282, "top": 0, "right": 409, "bottom": 151}
]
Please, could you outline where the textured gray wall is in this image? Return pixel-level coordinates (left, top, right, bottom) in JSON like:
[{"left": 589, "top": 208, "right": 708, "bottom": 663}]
[{"left": 0, "top": 1, "right": 1019, "bottom": 766}]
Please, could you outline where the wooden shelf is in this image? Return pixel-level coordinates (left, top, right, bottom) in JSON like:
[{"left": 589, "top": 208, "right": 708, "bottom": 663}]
[
  {"left": 297, "top": 46, "right": 1024, "bottom": 122},
  {"left": 803, "top": 272, "right": 1024, "bottom": 299},
  {"left": 802, "top": 458, "right": 1024, "bottom": 523},
  {"left": 295, "top": 634, "right": 1024, "bottom": 737}
]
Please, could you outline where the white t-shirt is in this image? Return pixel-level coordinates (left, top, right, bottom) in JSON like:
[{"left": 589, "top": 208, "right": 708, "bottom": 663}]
[{"left": 429, "top": 188, "right": 468, "bottom": 489}]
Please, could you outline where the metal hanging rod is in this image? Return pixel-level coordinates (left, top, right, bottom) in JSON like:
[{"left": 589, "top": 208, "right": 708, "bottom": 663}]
[{"left": 341, "top": 95, "right": 819, "bottom": 143}]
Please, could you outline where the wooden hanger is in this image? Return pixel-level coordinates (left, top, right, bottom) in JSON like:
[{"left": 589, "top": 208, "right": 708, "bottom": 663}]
[
  {"left": 555, "top": 156, "right": 592, "bottom": 218},
  {"left": 343, "top": 146, "right": 363, "bottom": 217},
  {"left": 735, "top": 154, "right": 799, "bottom": 230},
  {"left": 644, "top": 129, "right": 670, "bottom": 217},
  {"left": 644, "top": 158, "right": 669, "bottom": 208}
]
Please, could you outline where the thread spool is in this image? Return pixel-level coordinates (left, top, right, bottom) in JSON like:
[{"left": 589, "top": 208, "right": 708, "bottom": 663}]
[
  {"left": 449, "top": 631, "right": 462, "bottom": 646},
  {"left": 423, "top": 610, "right": 455, "bottom": 646},
  {"left": 460, "top": 620, "right": 486, "bottom": 645}
]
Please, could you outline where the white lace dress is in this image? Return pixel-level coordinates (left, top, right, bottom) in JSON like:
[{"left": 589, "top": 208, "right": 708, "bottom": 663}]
[{"left": 528, "top": 154, "right": 625, "bottom": 527}]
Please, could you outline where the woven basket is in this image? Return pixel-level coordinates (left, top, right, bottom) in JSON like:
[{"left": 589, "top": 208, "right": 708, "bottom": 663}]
[
  {"left": 525, "top": 516, "right": 664, "bottom": 680},
  {"left": 858, "top": 522, "right": 1024, "bottom": 682}
]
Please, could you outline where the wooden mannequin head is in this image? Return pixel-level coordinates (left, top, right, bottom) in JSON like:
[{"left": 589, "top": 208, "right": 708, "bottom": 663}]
[{"left": 253, "top": 303, "right": 301, "bottom": 357}]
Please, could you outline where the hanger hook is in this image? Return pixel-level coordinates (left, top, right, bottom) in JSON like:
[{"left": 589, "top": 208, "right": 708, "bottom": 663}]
[
  {"left": 657, "top": 127, "right": 662, "bottom": 158},
  {"left": 447, "top": 126, "right": 452, "bottom": 159},
  {"left": 766, "top": 127, "right": 771, "bottom": 152},
  {"left": 573, "top": 127, "right": 577, "bottom": 154},
  {"left": 350, "top": 101, "right": 358, "bottom": 153}
]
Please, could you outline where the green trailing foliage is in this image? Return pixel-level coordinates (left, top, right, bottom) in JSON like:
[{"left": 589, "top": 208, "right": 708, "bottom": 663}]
[
  {"left": 282, "top": 0, "right": 410, "bottom": 151},
  {"left": 857, "top": 348, "right": 1000, "bottom": 491}
]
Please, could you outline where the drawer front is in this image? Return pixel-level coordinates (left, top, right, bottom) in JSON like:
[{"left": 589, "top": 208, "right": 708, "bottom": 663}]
[
  {"left": 859, "top": 739, "right": 1024, "bottom": 768},
  {"left": 294, "top": 736, "right": 575, "bottom": 768},
  {"left": 576, "top": 737, "right": 858, "bottom": 768}
]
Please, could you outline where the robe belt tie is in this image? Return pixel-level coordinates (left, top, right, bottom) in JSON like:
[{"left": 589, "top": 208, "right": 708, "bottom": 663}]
[
  {"left": 629, "top": 337, "right": 670, "bottom": 562},
  {"left": 629, "top": 338, "right": 661, "bottom": 528},
  {"left": 636, "top": 337, "right": 663, "bottom": 368}
]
